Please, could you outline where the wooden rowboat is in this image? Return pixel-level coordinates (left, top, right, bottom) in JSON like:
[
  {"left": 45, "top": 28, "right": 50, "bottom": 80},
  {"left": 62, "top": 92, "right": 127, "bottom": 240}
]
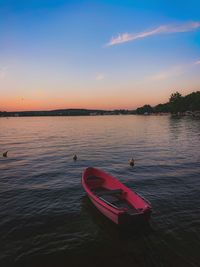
[{"left": 82, "top": 167, "right": 152, "bottom": 225}]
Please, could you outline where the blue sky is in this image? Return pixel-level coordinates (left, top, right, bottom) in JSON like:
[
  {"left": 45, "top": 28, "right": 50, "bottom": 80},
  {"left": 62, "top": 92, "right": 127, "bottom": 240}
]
[{"left": 1, "top": 0, "right": 200, "bottom": 111}]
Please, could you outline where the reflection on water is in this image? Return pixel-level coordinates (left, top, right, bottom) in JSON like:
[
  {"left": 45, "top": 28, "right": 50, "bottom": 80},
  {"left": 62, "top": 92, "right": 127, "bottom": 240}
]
[{"left": 0, "top": 115, "right": 200, "bottom": 267}]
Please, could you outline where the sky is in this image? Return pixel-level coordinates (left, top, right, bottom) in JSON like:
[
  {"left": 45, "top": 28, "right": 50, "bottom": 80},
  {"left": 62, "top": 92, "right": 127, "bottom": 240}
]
[{"left": 0, "top": 0, "right": 200, "bottom": 111}]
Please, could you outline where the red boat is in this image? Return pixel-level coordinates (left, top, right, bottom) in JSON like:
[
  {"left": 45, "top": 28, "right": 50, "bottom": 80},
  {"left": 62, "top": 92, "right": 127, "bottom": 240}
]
[{"left": 82, "top": 167, "right": 152, "bottom": 225}]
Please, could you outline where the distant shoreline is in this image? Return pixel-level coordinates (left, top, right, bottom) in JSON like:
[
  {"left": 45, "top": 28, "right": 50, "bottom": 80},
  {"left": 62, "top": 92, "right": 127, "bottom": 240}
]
[
  {"left": 0, "top": 109, "right": 134, "bottom": 117},
  {"left": 0, "top": 109, "right": 173, "bottom": 117},
  {"left": 1, "top": 111, "right": 200, "bottom": 118}
]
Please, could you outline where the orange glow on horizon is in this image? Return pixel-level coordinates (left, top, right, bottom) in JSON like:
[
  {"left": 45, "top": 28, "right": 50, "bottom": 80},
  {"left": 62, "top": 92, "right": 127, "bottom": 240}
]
[
  {"left": 0, "top": 94, "right": 166, "bottom": 112},
  {"left": 2, "top": 86, "right": 197, "bottom": 112}
]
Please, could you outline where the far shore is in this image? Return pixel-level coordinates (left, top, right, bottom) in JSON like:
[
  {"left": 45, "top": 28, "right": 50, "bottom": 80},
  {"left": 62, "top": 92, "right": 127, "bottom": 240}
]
[{"left": 0, "top": 109, "right": 200, "bottom": 118}]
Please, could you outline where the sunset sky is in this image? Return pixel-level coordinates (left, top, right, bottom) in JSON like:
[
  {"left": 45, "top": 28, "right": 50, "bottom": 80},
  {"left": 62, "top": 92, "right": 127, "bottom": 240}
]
[{"left": 1, "top": 0, "right": 200, "bottom": 111}]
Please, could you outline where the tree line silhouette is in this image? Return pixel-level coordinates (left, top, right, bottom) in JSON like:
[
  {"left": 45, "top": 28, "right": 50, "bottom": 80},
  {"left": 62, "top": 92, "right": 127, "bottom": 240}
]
[{"left": 136, "top": 91, "right": 200, "bottom": 114}]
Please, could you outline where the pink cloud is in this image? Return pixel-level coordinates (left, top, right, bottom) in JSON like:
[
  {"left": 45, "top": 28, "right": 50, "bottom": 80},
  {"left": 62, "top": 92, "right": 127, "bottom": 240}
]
[{"left": 106, "top": 22, "right": 200, "bottom": 46}]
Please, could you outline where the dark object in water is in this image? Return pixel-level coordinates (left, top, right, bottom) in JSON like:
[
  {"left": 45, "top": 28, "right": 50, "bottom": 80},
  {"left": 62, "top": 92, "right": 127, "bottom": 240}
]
[
  {"left": 3, "top": 151, "right": 8, "bottom": 157},
  {"left": 129, "top": 158, "right": 135, "bottom": 167},
  {"left": 73, "top": 154, "right": 77, "bottom": 161}
]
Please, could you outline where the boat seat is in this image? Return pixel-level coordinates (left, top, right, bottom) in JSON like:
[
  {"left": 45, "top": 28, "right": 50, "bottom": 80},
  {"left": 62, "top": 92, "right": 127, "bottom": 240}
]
[
  {"left": 99, "top": 194, "right": 120, "bottom": 203},
  {"left": 99, "top": 197, "right": 121, "bottom": 209},
  {"left": 96, "top": 189, "right": 123, "bottom": 197},
  {"left": 101, "top": 197, "right": 138, "bottom": 213}
]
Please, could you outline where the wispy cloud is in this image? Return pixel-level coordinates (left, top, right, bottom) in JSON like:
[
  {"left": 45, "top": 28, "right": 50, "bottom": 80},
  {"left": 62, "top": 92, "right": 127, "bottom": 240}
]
[
  {"left": 194, "top": 60, "right": 200, "bottom": 65},
  {"left": 106, "top": 21, "right": 200, "bottom": 46},
  {"left": 149, "top": 60, "right": 200, "bottom": 81},
  {"left": 96, "top": 73, "right": 105, "bottom": 80},
  {"left": 149, "top": 68, "right": 182, "bottom": 81},
  {"left": 0, "top": 66, "right": 8, "bottom": 80}
]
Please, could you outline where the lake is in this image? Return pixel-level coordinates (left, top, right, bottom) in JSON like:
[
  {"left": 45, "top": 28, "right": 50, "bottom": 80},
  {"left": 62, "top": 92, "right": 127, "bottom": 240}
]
[{"left": 0, "top": 115, "right": 200, "bottom": 267}]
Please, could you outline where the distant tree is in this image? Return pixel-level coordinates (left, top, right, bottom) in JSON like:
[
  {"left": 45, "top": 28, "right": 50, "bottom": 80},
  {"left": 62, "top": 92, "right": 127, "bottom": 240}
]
[
  {"left": 169, "top": 91, "right": 183, "bottom": 113},
  {"left": 136, "top": 104, "right": 153, "bottom": 114},
  {"left": 154, "top": 103, "right": 170, "bottom": 113},
  {"left": 169, "top": 92, "right": 182, "bottom": 103},
  {"left": 182, "top": 91, "right": 200, "bottom": 111}
]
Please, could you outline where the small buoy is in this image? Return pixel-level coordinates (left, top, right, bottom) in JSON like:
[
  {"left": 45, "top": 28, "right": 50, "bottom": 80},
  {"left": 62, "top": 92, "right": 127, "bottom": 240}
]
[
  {"left": 3, "top": 151, "right": 8, "bottom": 158},
  {"left": 129, "top": 158, "right": 134, "bottom": 167},
  {"left": 73, "top": 154, "right": 77, "bottom": 161}
]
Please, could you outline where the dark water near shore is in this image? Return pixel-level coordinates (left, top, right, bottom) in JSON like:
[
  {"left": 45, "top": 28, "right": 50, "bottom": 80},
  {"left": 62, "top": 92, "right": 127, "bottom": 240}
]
[{"left": 0, "top": 115, "right": 200, "bottom": 267}]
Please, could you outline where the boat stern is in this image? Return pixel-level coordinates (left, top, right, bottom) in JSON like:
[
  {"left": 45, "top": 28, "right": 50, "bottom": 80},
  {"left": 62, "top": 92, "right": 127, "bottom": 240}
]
[{"left": 118, "top": 207, "right": 152, "bottom": 225}]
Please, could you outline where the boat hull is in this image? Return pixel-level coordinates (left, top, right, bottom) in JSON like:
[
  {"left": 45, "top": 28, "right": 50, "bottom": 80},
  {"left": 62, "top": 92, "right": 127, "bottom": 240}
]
[
  {"left": 89, "top": 196, "right": 119, "bottom": 224},
  {"left": 82, "top": 167, "right": 152, "bottom": 225}
]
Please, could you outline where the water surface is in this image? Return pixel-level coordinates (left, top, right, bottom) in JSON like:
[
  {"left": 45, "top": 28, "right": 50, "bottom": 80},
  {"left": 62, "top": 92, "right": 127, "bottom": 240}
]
[{"left": 0, "top": 115, "right": 200, "bottom": 267}]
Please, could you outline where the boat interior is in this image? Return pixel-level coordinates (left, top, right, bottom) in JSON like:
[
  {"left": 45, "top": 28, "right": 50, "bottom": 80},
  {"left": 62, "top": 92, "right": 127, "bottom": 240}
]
[{"left": 86, "top": 175, "right": 140, "bottom": 215}]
